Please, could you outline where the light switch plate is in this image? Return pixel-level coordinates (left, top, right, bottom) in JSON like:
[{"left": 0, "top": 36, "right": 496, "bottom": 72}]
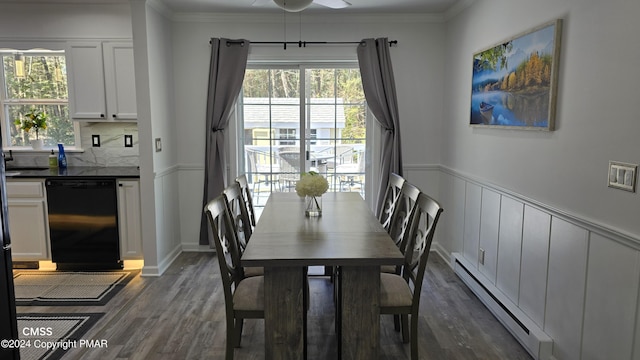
[
  {"left": 155, "top": 138, "right": 162, "bottom": 152},
  {"left": 608, "top": 161, "right": 637, "bottom": 192}
]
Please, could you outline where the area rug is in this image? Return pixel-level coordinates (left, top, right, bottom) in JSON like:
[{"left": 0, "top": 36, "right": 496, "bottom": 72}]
[
  {"left": 13, "top": 271, "right": 137, "bottom": 306},
  {"left": 17, "top": 313, "right": 104, "bottom": 360}
]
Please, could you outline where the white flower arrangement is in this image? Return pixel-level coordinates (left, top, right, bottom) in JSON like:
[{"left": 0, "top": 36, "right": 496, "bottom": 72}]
[{"left": 295, "top": 171, "right": 329, "bottom": 197}]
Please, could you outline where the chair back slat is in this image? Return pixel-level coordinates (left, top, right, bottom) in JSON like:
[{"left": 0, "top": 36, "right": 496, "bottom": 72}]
[
  {"left": 223, "top": 182, "right": 253, "bottom": 252},
  {"left": 236, "top": 174, "right": 257, "bottom": 228},
  {"left": 388, "top": 182, "right": 421, "bottom": 253},
  {"left": 378, "top": 173, "right": 405, "bottom": 230},
  {"left": 204, "top": 196, "right": 244, "bottom": 293},
  {"left": 402, "top": 192, "right": 444, "bottom": 306}
]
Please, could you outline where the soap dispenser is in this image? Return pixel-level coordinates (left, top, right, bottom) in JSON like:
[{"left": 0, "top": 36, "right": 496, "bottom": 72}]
[
  {"left": 48, "top": 149, "right": 58, "bottom": 169},
  {"left": 57, "top": 143, "right": 67, "bottom": 169}
]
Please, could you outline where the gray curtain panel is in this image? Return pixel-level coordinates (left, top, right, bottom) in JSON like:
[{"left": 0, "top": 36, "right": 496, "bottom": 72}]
[
  {"left": 357, "top": 38, "right": 403, "bottom": 216},
  {"left": 199, "top": 38, "right": 250, "bottom": 246}
]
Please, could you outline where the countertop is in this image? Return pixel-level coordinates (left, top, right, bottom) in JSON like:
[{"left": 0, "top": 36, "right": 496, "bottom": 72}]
[{"left": 4, "top": 166, "right": 140, "bottom": 179}]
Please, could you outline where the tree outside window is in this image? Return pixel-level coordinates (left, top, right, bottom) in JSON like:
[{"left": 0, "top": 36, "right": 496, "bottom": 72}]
[{"left": 1, "top": 51, "right": 75, "bottom": 148}]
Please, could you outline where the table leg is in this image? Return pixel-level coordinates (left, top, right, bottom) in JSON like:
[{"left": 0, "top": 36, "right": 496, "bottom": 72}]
[
  {"left": 340, "top": 265, "right": 380, "bottom": 359},
  {"left": 264, "top": 266, "right": 306, "bottom": 360}
]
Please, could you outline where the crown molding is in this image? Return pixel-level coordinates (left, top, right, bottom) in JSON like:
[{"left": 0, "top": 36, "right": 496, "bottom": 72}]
[
  {"left": 171, "top": 12, "right": 445, "bottom": 24},
  {"left": 443, "top": 0, "right": 476, "bottom": 21}
]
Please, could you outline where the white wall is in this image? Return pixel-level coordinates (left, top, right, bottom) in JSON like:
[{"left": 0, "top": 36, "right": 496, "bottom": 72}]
[
  {"left": 171, "top": 13, "right": 446, "bottom": 248},
  {"left": 130, "top": 1, "right": 182, "bottom": 275},
  {"left": 442, "top": 0, "right": 640, "bottom": 242},
  {"left": 439, "top": 0, "right": 640, "bottom": 359}
]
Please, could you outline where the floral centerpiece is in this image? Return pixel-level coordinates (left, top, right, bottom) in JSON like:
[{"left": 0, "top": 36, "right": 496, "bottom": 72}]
[
  {"left": 295, "top": 171, "right": 329, "bottom": 217},
  {"left": 15, "top": 109, "right": 47, "bottom": 149}
]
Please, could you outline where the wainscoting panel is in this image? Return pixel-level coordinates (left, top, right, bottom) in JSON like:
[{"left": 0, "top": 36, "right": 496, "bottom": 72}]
[
  {"left": 581, "top": 233, "right": 640, "bottom": 360},
  {"left": 518, "top": 205, "right": 551, "bottom": 329},
  {"left": 544, "top": 217, "right": 589, "bottom": 360},
  {"left": 462, "top": 182, "right": 482, "bottom": 266},
  {"left": 478, "top": 188, "right": 500, "bottom": 284},
  {"left": 434, "top": 166, "right": 640, "bottom": 360},
  {"left": 496, "top": 195, "right": 524, "bottom": 305}
]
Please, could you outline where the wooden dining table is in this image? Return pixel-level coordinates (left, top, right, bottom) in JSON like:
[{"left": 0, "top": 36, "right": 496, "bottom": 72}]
[{"left": 241, "top": 192, "right": 404, "bottom": 359}]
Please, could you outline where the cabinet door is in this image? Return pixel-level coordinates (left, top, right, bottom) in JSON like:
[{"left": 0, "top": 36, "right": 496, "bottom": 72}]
[
  {"left": 103, "top": 42, "right": 137, "bottom": 120},
  {"left": 66, "top": 41, "right": 107, "bottom": 120},
  {"left": 118, "top": 180, "right": 142, "bottom": 259},
  {"left": 8, "top": 199, "right": 49, "bottom": 260}
]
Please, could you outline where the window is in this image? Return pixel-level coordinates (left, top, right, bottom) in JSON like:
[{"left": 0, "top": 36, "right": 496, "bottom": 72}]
[
  {"left": 237, "top": 65, "right": 368, "bottom": 210},
  {"left": 278, "top": 129, "right": 297, "bottom": 145},
  {"left": 0, "top": 50, "right": 77, "bottom": 148}
]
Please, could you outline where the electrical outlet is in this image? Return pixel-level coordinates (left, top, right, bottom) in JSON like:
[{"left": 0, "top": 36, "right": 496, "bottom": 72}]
[
  {"left": 124, "top": 135, "right": 133, "bottom": 148},
  {"left": 479, "top": 248, "right": 485, "bottom": 265},
  {"left": 92, "top": 135, "right": 100, "bottom": 147}
]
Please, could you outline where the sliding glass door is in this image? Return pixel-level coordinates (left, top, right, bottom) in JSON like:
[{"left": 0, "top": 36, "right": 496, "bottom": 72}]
[{"left": 238, "top": 64, "right": 368, "bottom": 209}]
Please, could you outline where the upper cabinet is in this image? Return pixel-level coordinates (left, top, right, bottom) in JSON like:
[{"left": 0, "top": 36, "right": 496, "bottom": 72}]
[{"left": 66, "top": 41, "right": 137, "bottom": 121}]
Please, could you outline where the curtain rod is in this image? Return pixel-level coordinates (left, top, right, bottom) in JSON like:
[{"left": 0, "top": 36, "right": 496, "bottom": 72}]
[{"left": 211, "top": 39, "right": 398, "bottom": 50}]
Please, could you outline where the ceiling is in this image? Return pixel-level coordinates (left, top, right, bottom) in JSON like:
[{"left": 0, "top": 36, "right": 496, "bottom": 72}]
[
  {"left": 0, "top": 0, "right": 467, "bottom": 15},
  {"left": 156, "top": 0, "right": 464, "bottom": 15}
]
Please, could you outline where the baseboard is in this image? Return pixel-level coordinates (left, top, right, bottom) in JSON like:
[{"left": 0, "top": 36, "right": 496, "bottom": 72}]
[
  {"left": 141, "top": 244, "right": 182, "bottom": 277},
  {"left": 181, "top": 243, "right": 216, "bottom": 252},
  {"left": 452, "top": 253, "right": 552, "bottom": 360}
]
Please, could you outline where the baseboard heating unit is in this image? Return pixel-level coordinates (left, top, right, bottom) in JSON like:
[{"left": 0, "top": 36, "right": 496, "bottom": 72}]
[{"left": 451, "top": 253, "right": 553, "bottom": 360}]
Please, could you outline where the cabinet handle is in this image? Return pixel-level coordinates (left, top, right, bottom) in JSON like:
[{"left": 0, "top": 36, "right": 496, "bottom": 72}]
[
  {"left": 112, "top": 114, "right": 117, "bottom": 118},
  {"left": 100, "top": 114, "right": 105, "bottom": 118}
]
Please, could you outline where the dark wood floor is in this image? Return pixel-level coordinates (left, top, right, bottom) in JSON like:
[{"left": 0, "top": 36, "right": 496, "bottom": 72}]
[{"left": 17, "top": 252, "right": 533, "bottom": 360}]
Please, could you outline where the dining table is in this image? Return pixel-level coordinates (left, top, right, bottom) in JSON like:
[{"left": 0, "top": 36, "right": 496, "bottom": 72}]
[{"left": 241, "top": 191, "right": 404, "bottom": 359}]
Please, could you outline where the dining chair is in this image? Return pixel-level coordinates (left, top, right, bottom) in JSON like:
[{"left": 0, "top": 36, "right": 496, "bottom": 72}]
[
  {"left": 277, "top": 151, "right": 301, "bottom": 191},
  {"left": 235, "top": 174, "right": 257, "bottom": 228},
  {"left": 381, "top": 181, "right": 421, "bottom": 274},
  {"left": 222, "top": 183, "right": 263, "bottom": 278},
  {"left": 204, "top": 195, "right": 264, "bottom": 360},
  {"left": 379, "top": 192, "right": 443, "bottom": 360},
  {"left": 378, "top": 172, "right": 406, "bottom": 231}
]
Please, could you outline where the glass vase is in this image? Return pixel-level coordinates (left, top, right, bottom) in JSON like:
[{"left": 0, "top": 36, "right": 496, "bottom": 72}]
[{"left": 305, "top": 195, "right": 322, "bottom": 217}]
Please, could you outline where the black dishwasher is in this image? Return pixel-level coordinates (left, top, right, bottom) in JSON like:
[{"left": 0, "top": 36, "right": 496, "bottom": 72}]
[{"left": 46, "top": 178, "right": 122, "bottom": 270}]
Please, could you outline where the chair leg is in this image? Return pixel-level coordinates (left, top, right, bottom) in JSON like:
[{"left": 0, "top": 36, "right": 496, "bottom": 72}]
[
  {"left": 394, "top": 315, "right": 400, "bottom": 331},
  {"left": 226, "top": 318, "right": 235, "bottom": 360},
  {"left": 410, "top": 313, "right": 419, "bottom": 360},
  {"left": 234, "top": 318, "right": 244, "bottom": 348},
  {"left": 401, "top": 314, "right": 410, "bottom": 344}
]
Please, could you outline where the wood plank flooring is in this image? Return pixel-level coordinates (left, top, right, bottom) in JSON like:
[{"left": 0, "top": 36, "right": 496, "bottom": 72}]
[{"left": 17, "top": 252, "right": 533, "bottom": 360}]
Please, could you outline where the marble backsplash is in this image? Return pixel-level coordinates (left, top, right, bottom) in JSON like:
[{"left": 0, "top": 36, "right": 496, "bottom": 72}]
[{"left": 5, "top": 122, "right": 139, "bottom": 168}]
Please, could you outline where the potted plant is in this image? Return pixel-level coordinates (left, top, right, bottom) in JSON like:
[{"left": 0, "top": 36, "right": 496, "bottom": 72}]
[{"left": 15, "top": 108, "right": 47, "bottom": 149}]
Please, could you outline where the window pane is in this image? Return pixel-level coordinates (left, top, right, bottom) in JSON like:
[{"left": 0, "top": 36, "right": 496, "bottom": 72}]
[
  {"left": 336, "top": 68, "right": 364, "bottom": 104},
  {"left": 243, "top": 69, "right": 270, "bottom": 99},
  {"left": 308, "top": 68, "right": 335, "bottom": 102},
  {"left": 271, "top": 69, "right": 299, "bottom": 103},
  {"left": 3, "top": 54, "right": 68, "bottom": 100},
  {"left": 8, "top": 104, "right": 74, "bottom": 147}
]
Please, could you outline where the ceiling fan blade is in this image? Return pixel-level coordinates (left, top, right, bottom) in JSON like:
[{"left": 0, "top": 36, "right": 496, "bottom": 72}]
[
  {"left": 251, "top": 0, "right": 272, "bottom": 6},
  {"left": 313, "top": 0, "right": 351, "bottom": 9}
]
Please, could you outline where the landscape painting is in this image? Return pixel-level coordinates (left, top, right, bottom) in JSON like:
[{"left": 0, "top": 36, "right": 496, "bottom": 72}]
[{"left": 470, "top": 19, "right": 562, "bottom": 130}]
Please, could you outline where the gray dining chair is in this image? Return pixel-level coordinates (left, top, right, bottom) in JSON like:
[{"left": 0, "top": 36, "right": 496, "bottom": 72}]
[
  {"left": 222, "top": 183, "right": 263, "bottom": 278},
  {"left": 380, "top": 192, "right": 443, "bottom": 360},
  {"left": 204, "top": 195, "right": 264, "bottom": 360}
]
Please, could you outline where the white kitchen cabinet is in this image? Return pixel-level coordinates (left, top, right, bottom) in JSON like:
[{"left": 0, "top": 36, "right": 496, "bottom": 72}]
[
  {"left": 66, "top": 41, "right": 137, "bottom": 121},
  {"left": 117, "top": 180, "right": 142, "bottom": 259},
  {"left": 6, "top": 180, "right": 50, "bottom": 260}
]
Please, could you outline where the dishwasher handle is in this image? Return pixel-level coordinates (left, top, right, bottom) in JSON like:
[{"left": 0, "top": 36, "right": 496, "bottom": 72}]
[{"left": 46, "top": 179, "right": 116, "bottom": 189}]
